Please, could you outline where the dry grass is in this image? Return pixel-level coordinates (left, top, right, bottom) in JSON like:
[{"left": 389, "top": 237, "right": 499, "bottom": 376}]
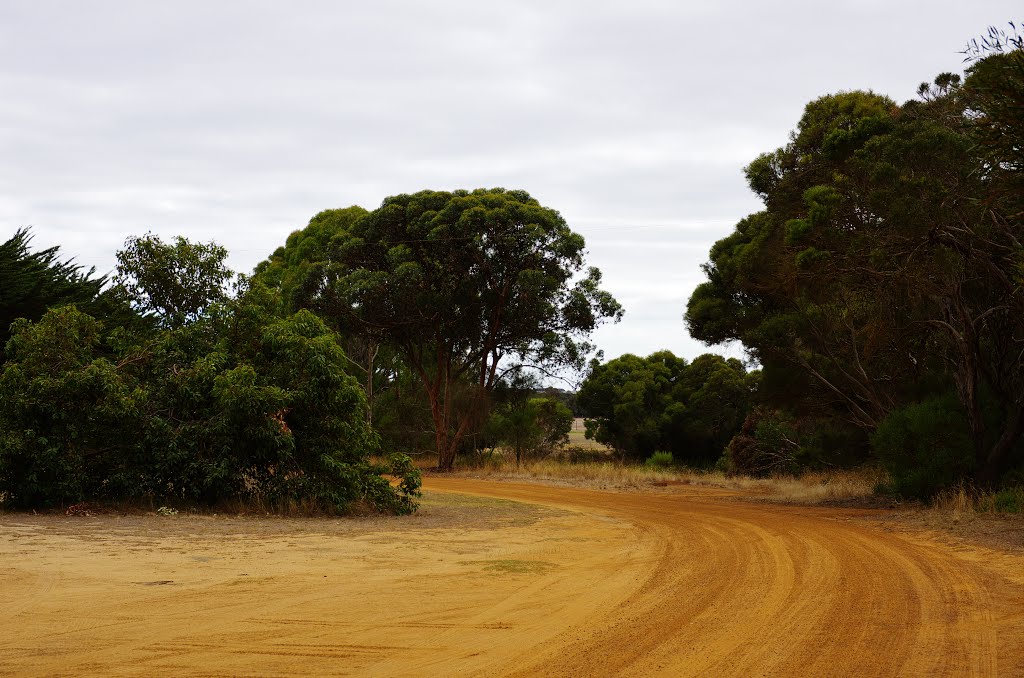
[
  {"left": 930, "top": 484, "right": 979, "bottom": 518},
  {"left": 884, "top": 484, "right": 1024, "bottom": 553},
  {"left": 446, "top": 458, "right": 683, "bottom": 489},
  {"left": 565, "top": 422, "right": 612, "bottom": 451},
  {"left": 439, "top": 456, "right": 884, "bottom": 504},
  {"left": 566, "top": 431, "right": 613, "bottom": 451},
  {"left": 928, "top": 483, "right": 1024, "bottom": 518},
  {"left": 730, "top": 468, "right": 888, "bottom": 504}
]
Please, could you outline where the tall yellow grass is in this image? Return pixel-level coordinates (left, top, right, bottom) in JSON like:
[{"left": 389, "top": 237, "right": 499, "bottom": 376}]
[
  {"left": 443, "top": 458, "right": 884, "bottom": 504},
  {"left": 727, "top": 468, "right": 887, "bottom": 503},
  {"left": 929, "top": 483, "right": 1024, "bottom": 518}
]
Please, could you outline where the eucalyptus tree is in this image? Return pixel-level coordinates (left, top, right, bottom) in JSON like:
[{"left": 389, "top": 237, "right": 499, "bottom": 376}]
[
  {"left": 686, "top": 56, "right": 1024, "bottom": 488},
  {"left": 115, "top": 233, "right": 233, "bottom": 328},
  {"left": 328, "top": 188, "right": 622, "bottom": 470},
  {"left": 255, "top": 206, "right": 394, "bottom": 425}
]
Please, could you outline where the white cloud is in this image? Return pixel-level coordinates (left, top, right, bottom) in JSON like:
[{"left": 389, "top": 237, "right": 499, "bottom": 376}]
[{"left": 1, "top": 0, "right": 1018, "bottom": 361}]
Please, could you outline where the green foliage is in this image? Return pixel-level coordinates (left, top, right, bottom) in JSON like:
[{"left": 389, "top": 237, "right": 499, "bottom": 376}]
[
  {"left": 687, "top": 51, "right": 1024, "bottom": 487},
  {"left": 578, "top": 351, "right": 753, "bottom": 465},
  {"left": 794, "top": 247, "right": 829, "bottom": 269},
  {"left": 253, "top": 206, "right": 369, "bottom": 314},
  {"left": 871, "top": 395, "right": 976, "bottom": 499},
  {"left": 488, "top": 391, "right": 573, "bottom": 466},
  {"left": 644, "top": 451, "right": 674, "bottom": 469},
  {"left": 115, "top": 233, "right": 233, "bottom": 328},
  {"left": 984, "top": 487, "right": 1024, "bottom": 513},
  {"left": 321, "top": 188, "right": 621, "bottom": 470},
  {"left": 793, "top": 419, "right": 870, "bottom": 469},
  {"left": 533, "top": 398, "right": 573, "bottom": 448},
  {"left": 380, "top": 452, "right": 423, "bottom": 515},
  {"left": 0, "top": 278, "right": 418, "bottom": 514},
  {"left": 0, "top": 306, "right": 144, "bottom": 506},
  {"left": 370, "top": 369, "right": 436, "bottom": 455},
  {"left": 578, "top": 352, "right": 681, "bottom": 460},
  {"left": 963, "top": 44, "right": 1024, "bottom": 304},
  {"left": 0, "top": 228, "right": 115, "bottom": 361},
  {"left": 255, "top": 190, "right": 621, "bottom": 470}
]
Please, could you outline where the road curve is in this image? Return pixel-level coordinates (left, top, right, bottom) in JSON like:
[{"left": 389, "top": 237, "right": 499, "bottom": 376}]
[{"left": 426, "top": 477, "right": 1024, "bottom": 677}]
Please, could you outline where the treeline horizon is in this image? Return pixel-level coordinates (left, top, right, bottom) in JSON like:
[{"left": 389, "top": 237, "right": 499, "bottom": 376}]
[{"left": 1, "top": 26, "right": 1022, "bottom": 509}]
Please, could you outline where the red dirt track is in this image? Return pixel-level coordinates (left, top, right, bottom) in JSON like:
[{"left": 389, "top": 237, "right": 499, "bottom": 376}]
[{"left": 2, "top": 478, "right": 1023, "bottom": 676}]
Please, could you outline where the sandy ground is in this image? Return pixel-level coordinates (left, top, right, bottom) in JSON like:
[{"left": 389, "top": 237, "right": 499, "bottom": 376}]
[{"left": 2, "top": 479, "right": 1024, "bottom": 677}]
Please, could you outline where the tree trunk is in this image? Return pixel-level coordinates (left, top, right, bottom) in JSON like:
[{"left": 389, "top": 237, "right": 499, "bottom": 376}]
[
  {"left": 437, "top": 442, "right": 457, "bottom": 471},
  {"left": 975, "top": 405, "right": 1024, "bottom": 488},
  {"left": 415, "top": 342, "right": 493, "bottom": 472},
  {"left": 427, "top": 376, "right": 473, "bottom": 471},
  {"left": 365, "top": 343, "right": 376, "bottom": 427},
  {"left": 427, "top": 386, "right": 454, "bottom": 471}
]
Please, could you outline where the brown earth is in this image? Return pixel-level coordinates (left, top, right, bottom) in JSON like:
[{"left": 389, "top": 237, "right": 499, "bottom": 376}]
[{"left": 2, "top": 478, "right": 1023, "bottom": 676}]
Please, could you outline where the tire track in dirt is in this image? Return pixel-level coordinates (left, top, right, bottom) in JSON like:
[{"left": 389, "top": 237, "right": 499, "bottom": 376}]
[
  {"left": 0, "top": 498, "right": 642, "bottom": 677},
  {"left": 1, "top": 481, "right": 1022, "bottom": 676},
  {"left": 427, "top": 478, "right": 1024, "bottom": 677}
]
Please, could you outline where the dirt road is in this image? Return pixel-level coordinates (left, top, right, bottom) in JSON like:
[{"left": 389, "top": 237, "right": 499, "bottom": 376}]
[{"left": 2, "top": 479, "right": 1023, "bottom": 676}]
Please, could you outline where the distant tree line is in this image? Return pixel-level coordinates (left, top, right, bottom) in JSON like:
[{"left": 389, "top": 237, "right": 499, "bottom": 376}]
[
  {"left": 2, "top": 30, "right": 1019, "bottom": 507},
  {"left": 577, "top": 352, "right": 756, "bottom": 466}
]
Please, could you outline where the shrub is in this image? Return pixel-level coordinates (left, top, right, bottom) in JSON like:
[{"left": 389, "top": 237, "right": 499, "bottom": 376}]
[
  {"left": 0, "top": 307, "right": 146, "bottom": 507},
  {"left": 577, "top": 351, "right": 753, "bottom": 465},
  {"left": 487, "top": 396, "right": 572, "bottom": 467},
  {"left": 0, "top": 293, "right": 420, "bottom": 514},
  {"left": 723, "top": 408, "right": 799, "bottom": 477},
  {"left": 871, "top": 394, "right": 975, "bottom": 499},
  {"left": 982, "top": 487, "right": 1024, "bottom": 514},
  {"left": 644, "top": 451, "right": 674, "bottom": 469}
]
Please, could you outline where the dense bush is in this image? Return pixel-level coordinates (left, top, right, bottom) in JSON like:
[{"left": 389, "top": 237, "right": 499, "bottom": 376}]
[
  {"left": 0, "top": 288, "right": 420, "bottom": 513},
  {"left": 578, "top": 351, "right": 755, "bottom": 465},
  {"left": 871, "top": 394, "right": 975, "bottom": 499},
  {"left": 722, "top": 408, "right": 799, "bottom": 476},
  {"left": 0, "top": 307, "right": 144, "bottom": 506},
  {"left": 644, "top": 451, "right": 674, "bottom": 469},
  {"left": 687, "top": 43, "right": 1024, "bottom": 489}
]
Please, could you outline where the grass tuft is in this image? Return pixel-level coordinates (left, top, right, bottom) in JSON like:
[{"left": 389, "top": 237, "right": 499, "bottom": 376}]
[{"left": 930, "top": 483, "right": 1024, "bottom": 518}]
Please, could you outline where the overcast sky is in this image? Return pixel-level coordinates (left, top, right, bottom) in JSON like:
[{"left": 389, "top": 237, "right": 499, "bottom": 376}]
[{"left": 2, "top": 1, "right": 1018, "bottom": 362}]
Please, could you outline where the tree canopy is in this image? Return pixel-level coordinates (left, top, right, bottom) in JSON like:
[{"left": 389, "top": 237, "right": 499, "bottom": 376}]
[
  {"left": 259, "top": 188, "right": 622, "bottom": 470},
  {"left": 686, "top": 46, "right": 1024, "bottom": 491},
  {"left": 577, "top": 351, "right": 755, "bottom": 465},
  {"left": 0, "top": 228, "right": 111, "bottom": 360},
  {"left": 253, "top": 206, "right": 369, "bottom": 314},
  {"left": 115, "top": 233, "right": 233, "bottom": 328}
]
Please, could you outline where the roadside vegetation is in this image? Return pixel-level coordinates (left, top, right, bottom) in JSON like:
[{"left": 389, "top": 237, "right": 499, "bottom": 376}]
[
  {"left": 1, "top": 27, "right": 1022, "bottom": 516},
  {"left": 0, "top": 231, "right": 420, "bottom": 514},
  {"left": 434, "top": 452, "right": 884, "bottom": 504},
  {"left": 682, "top": 28, "right": 1024, "bottom": 502}
]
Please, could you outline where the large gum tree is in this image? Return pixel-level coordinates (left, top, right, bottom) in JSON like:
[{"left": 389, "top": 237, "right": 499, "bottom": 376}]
[
  {"left": 685, "top": 55, "right": 1024, "bottom": 486},
  {"left": 328, "top": 188, "right": 622, "bottom": 470}
]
